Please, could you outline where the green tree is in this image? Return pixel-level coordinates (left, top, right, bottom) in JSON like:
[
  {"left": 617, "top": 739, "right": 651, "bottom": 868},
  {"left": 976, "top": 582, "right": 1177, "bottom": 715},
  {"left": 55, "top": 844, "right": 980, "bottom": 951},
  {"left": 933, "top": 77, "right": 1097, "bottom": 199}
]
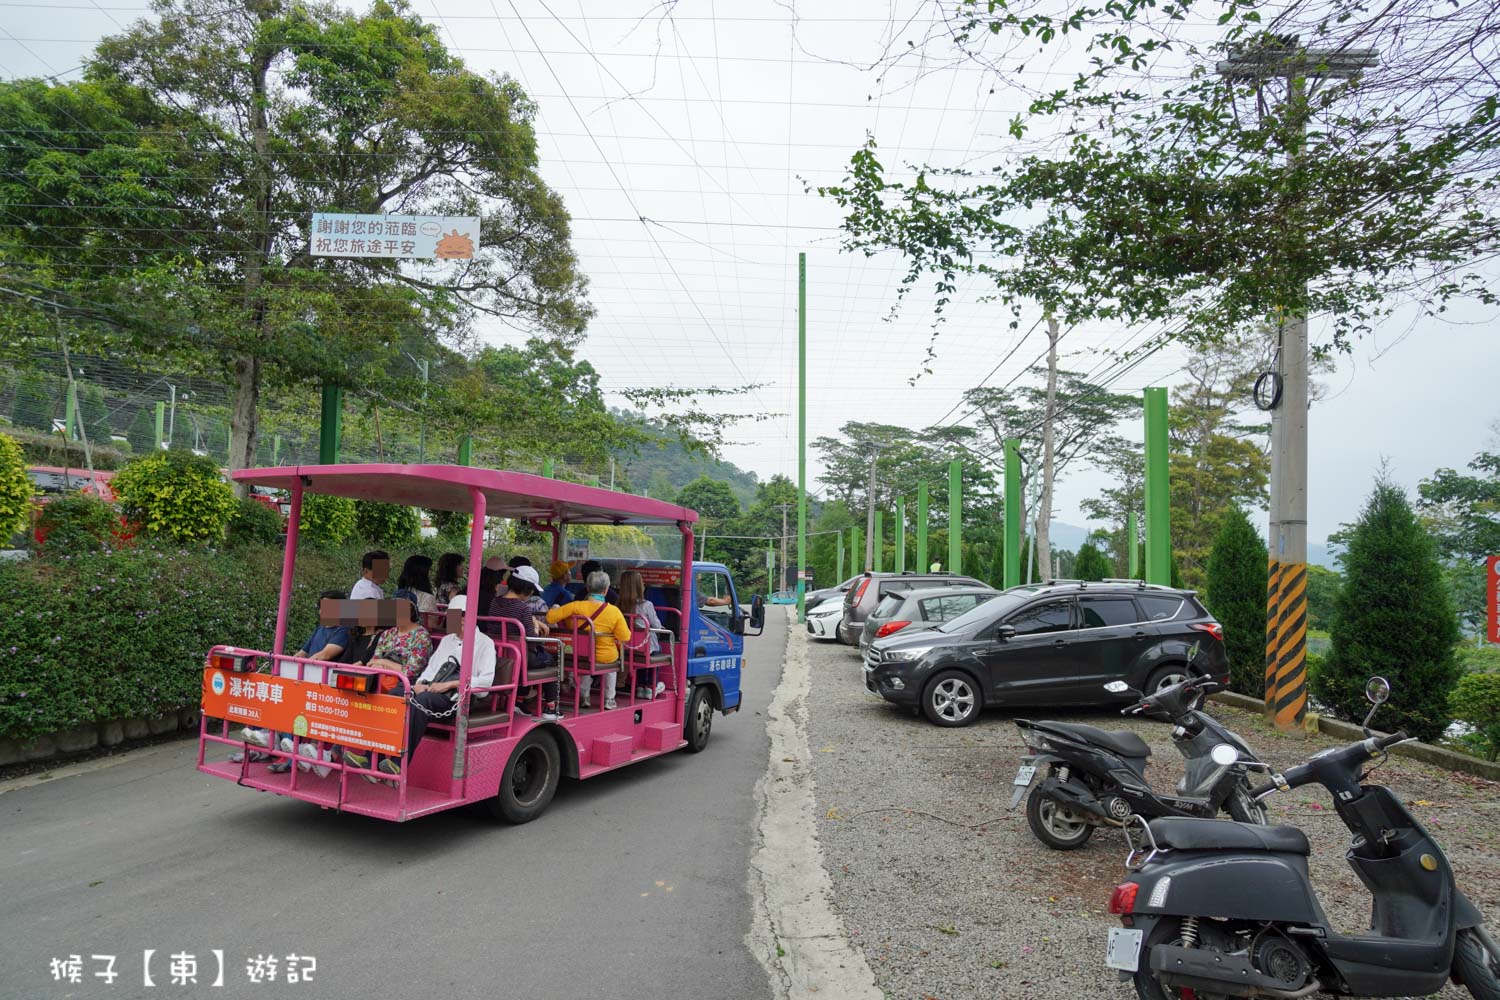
[
  {"left": 1205, "top": 508, "right": 1269, "bottom": 697},
  {"left": 1306, "top": 565, "right": 1342, "bottom": 633},
  {"left": 113, "top": 449, "right": 237, "bottom": 543},
  {"left": 126, "top": 406, "right": 159, "bottom": 455},
  {"left": 675, "top": 476, "right": 742, "bottom": 525},
  {"left": 78, "top": 382, "right": 111, "bottom": 446},
  {"left": 6, "top": 0, "right": 591, "bottom": 483},
  {"left": 0, "top": 431, "right": 32, "bottom": 542},
  {"left": 9, "top": 372, "right": 53, "bottom": 431},
  {"left": 1314, "top": 479, "right": 1461, "bottom": 742},
  {"left": 1451, "top": 674, "right": 1500, "bottom": 761},
  {"left": 354, "top": 499, "right": 419, "bottom": 548},
  {"left": 1073, "top": 540, "right": 1112, "bottom": 582},
  {"left": 1418, "top": 445, "right": 1500, "bottom": 636}
]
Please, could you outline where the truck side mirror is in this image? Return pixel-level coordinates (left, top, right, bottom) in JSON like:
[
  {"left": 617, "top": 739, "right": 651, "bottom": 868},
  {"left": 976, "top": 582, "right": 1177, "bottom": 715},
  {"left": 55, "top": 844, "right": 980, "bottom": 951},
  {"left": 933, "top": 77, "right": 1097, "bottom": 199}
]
[{"left": 749, "top": 595, "right": 766, "bottom": 630}]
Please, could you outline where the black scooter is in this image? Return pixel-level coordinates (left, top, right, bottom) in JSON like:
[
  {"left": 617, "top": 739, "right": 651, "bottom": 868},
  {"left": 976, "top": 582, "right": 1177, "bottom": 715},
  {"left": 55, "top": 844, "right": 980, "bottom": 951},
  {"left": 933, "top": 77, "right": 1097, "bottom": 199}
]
[
  {"left": 1108, "top": 677, "right": 1500, "bottom": 999},
  {"left": 1011, "top": 671, "right": 1267, "bottom": 850}
]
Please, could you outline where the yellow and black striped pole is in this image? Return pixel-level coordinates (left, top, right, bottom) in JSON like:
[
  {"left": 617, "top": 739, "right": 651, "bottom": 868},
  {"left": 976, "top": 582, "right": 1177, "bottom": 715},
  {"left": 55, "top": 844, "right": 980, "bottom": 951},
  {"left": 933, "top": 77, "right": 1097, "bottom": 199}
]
[{"left": 1271, "top": 561, "right": 1309, "bottom": 728}]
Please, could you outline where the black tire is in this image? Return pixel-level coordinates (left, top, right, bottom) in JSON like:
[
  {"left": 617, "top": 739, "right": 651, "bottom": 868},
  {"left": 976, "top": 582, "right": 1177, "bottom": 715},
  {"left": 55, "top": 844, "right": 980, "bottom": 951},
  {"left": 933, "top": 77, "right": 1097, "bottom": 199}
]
[
  {"left": 1024, "top": 787, "right": 1095, "bottom": 850},
  {"left": 1132, "top": 920, "right": 1187, "bottom": 1000},
  {"left": 1145, "top": 665, "right": 1203, "bottom": 709},
  {"left": 684, "top": 684, "right": 714, "bottom": 753},
  {"left": 1455, "top": 928, "right": 1500, "bottom": 1000},
  {"left": 488, "top": 729, "right": 560, "bottom": 825},
  {"left": 1226, "top": 784, "right": 1268, "bottom": 825},
  {"left": 835, "top": 625, "right": 852, "bottom": 646},
  {"left": 921, "top": 669, "right": 982, "bottom": 727}
]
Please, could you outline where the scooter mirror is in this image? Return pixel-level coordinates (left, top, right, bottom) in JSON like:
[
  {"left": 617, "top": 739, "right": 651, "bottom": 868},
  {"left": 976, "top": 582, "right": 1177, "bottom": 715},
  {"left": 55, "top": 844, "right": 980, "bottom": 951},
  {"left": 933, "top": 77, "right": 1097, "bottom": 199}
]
[
  {"left": 1209, "top": 743, "right": 1239, "bottom": 767},
  {"left": 1103, "top": 680, "right": 1131, "bottom": 694},
  {"left": 1365, "top": 676, "right": 1391, "bottom": 706}
]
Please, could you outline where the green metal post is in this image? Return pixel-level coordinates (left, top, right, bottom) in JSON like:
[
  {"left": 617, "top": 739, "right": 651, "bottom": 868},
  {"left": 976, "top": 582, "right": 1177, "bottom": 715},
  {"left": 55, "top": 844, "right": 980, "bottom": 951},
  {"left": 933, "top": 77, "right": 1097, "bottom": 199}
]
[
  {"left": 916, "top": 481, "right": 929, "bottom": 572},
  {"left": 153, "top": 402, "right": 165, "bottom": 452},
  {"left": 318, "top": 384, "right": 343, "bottom": 464},
  {"left": 873, "top": 510, "right": 884, "bottom": 572},
  {"left": 1144, "top": 388, "right": 1171, "bottom": 585},
  {"left": 1127, "top": 511, "right": 1140, "bottom": 578},
  {"left": 273, "top": 434, "right": 281, "bottom": 465},
  {"left": 457, "top": 436, "right": 473, "bottom": 467},
  {"left": 797, "top": 251, "right": 808, "bottom": 621},
  {"left": 948, "top": 459, "right": 962, "bottom": 574},
  {"left": 64, "top": 381, "right": 78, "bottom": 440},
  {"left": 589, "top": 475, "right": 600, "bottom": 487},
  {"left": 543, "top": 458, "right": 555, "bottom": 478},
  {"left": 895, "top": 497, "right": 906, "bottom": 573},
  {"left": 1004, "top": 438, "right": 1022, "bottom": 588}
]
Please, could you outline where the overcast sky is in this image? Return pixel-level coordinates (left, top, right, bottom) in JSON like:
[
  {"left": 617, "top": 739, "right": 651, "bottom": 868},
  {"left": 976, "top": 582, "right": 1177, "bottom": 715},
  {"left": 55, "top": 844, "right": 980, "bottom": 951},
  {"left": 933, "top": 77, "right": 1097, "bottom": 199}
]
[{"left": 3, "top": 0, "right": 1495, "bottom": 546}]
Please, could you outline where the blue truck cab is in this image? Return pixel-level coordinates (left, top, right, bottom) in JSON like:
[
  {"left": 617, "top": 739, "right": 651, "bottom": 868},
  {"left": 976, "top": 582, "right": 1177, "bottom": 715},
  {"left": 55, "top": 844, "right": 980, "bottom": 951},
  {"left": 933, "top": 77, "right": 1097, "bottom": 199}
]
[{"left": 598, "top": 558, "right": 757, "bottom": 718}]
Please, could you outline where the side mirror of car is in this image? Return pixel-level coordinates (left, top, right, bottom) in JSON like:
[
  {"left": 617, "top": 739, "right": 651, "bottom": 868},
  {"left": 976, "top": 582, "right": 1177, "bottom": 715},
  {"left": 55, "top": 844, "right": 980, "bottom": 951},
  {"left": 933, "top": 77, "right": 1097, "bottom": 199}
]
[{"left": 995, "top": 624, "right": 1017, "bottom": 641}]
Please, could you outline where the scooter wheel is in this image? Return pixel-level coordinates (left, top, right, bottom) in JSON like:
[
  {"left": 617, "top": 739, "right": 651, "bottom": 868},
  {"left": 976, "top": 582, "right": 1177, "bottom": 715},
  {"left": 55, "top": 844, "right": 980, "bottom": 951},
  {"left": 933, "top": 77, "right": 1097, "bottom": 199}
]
[
  {"left": 1024, "top": 788, "right": 1094, "bottom": 850},
  {"left": 1455, "top": 928, "right": 1500, "bottom": 1000},
  {"left": 1226, "top": 785, "right": 1268, "bottom": 825}
]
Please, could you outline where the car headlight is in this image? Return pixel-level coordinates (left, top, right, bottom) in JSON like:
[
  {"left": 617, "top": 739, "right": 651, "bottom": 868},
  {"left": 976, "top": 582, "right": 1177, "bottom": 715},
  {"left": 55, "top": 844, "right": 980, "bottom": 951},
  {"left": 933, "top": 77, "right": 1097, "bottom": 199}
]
[{"left": 881, "top": 646, "right": 932, "bottom": 663}]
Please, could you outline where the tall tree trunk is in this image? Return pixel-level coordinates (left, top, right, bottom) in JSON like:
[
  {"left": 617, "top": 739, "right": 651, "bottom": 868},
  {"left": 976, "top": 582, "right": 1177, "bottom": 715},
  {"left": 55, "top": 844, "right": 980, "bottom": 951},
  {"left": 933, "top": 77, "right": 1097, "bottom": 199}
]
[
  {"left": 1037, "top": 315, "right": 1059, "bottom": 580},
  {"left": 228, "top": 39, "right": 275, "bottom": 493}
]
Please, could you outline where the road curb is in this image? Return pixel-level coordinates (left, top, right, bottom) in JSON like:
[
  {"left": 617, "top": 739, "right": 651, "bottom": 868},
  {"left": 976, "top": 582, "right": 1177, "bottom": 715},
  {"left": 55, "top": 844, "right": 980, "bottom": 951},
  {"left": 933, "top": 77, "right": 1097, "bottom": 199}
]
[
  {"left": 1209, "top": 691, "right": 1500, "bottom": 781},
  {"left": 746, "top": 608, "right": 883, "bottom": 1000}
]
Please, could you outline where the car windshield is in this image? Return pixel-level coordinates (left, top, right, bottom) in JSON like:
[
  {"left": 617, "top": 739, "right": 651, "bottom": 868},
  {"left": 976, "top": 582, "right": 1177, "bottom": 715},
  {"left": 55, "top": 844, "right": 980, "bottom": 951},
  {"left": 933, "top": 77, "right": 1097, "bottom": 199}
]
[{"left": 934, "top": 589, "right": 1034, "bottom": 633}]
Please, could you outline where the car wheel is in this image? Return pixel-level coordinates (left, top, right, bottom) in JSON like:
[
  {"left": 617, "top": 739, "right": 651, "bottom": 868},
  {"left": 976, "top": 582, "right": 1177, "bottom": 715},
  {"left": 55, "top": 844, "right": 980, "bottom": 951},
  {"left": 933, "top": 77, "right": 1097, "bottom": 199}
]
[
  {"left": 835, "top": 626, "right": 851, "bottom": 646},
  {"left": 921, "top": 670, "right": 981, "bottom": 727},
  {"left": 1145, "top": 666, "right": 1202, "bottom": 708},
  {"left": 487, "top": 729, "right": 560, "bottom": 824},
  {"left": 1025, "top": 788, "right": 1095, "bottom": 850},
  {"left": 684, "top": 685, "right": 714, "bottom": 753}
]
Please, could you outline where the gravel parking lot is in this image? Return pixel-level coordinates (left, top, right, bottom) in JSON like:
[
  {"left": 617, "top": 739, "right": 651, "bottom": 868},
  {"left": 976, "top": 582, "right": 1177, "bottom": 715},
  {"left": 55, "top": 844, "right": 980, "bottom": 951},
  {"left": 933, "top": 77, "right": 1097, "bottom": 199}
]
[{"left": 801, "top": 629, "right": 1500, "bottom": 1000}]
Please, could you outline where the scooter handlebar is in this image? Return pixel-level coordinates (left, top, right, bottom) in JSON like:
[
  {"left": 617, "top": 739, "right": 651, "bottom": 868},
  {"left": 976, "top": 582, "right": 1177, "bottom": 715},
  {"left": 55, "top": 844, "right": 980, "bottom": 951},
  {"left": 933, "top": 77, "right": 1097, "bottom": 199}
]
[{"left": 1258, "top": 730, "right": 1412, "bottom": 798}]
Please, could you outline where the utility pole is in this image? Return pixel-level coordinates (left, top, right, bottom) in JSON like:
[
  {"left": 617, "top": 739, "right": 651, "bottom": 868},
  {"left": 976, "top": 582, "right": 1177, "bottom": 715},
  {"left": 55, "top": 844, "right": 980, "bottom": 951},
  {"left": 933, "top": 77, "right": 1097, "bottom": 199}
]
[
  {"left": 417, "top": 357, "right": 429, "bottom": 463},
  {"left": 56, "top": 322, "right": 95, "bottom": 482},
  {"left": 863, "top": 447, "right": 880, "bottom": 571},
  {"left": 1219, "top": 39, "right": 1377, "bottom": 730},
  {"left": 779, "top": 503, "right": 792, "bottom": 591},
  {"left": 1036, "top": 315, "right": 1059, "bottom": 582}
]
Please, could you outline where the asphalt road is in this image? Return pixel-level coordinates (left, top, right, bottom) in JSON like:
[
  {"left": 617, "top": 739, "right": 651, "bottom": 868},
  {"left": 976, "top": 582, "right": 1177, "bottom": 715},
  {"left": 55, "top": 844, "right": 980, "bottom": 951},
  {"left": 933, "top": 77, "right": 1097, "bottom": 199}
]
[{"left": 0, "top": 622, "right": 785, "bottom": 1000}]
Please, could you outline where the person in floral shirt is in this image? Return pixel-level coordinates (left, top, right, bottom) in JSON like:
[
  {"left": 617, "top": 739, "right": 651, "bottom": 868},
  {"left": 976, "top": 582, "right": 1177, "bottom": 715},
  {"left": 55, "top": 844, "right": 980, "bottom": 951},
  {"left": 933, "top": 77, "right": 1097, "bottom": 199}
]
[{"left": 367, "top": 588, "right": 433, "bottom": 692}]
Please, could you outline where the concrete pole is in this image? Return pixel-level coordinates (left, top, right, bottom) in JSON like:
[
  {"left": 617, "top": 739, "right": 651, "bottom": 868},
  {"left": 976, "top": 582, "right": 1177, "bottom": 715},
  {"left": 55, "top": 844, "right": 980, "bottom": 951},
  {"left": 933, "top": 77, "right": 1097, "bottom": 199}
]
[
  {"left": 836, "top": 532, "right": 844, "bottom": 582},
  {"left": 154, "top": 401, "right": 165, "bottom": 451},
  {"left": 863, "top": 449, "right": 879, "bottom": 571},
  {"left": 873, "top": 510, "right": 885, "bottom": 573},
  {"left": 1036, "top": 316, "right": 1059, "bottom": 582}
]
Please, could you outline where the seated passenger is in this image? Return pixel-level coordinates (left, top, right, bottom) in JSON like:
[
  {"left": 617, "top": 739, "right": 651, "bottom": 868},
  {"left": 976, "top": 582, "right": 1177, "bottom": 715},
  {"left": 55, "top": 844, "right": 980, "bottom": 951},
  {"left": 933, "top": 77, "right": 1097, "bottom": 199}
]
[
  {"left": 395, "top": 556, "right": 438, "bottom": 614},
  {"left": 352, "top": 549, "right": 389, "bottom": 601},
  {"left": 366, "top": 589, "right": 432, "bottom": 692},
  {"left": 343, "top": 595, "right": 495, "bottom": 781},
  {"left": 238, "top": 589, "right": 348, "bottom": 761},
  {"left": 567, "top": 559, "right": 619, "bottom": 604},
  {"left": 547, "top": 570, "right": 632, "bottom": 711},
  {"left": 489, "top": 565, "right": 560, "bottom": 721},
  {"left": 617, "top": 570, "right": 666, "bottom": 700},
  {"left": 433, "top": 551, "right": 465, "bottom": 606},
  {"left": 542, "top": 560, "right": 573, "bottom": 607}
]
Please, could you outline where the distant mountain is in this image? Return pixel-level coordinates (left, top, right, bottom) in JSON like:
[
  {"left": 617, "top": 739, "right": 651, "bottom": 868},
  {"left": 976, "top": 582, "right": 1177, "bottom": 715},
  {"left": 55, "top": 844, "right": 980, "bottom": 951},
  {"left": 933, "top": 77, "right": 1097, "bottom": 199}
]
[{"left": 612, "top": 413, "right": 760, "bottom": 507}]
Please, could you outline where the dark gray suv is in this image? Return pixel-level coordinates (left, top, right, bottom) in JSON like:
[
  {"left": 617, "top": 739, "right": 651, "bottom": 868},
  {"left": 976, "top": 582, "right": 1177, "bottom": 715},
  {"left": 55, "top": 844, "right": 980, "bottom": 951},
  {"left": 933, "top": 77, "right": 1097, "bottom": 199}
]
[
  {"left": 835, "top": 571, "right": 988, "bottom": 646},
  {"left": 862, "top": 581, "right": 1228, "bottom": 726}
]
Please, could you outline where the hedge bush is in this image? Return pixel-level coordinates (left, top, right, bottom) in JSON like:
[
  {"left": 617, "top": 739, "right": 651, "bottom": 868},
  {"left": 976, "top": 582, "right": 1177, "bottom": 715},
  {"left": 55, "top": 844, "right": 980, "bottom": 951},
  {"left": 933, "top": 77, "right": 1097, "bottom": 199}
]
[
  {"left": 1205, "top": 508, "right": 1268, "bottom": 698},
  {"left": 226, "top": 496, "right": 283, "bottom": 547},
  {"left": 298, "top": 492, "right": 357, "bottom": 548},
  {"left": 0, "top": 431, "right": 30, "bottom": 542},
  {"left": 0, "top": 544, "right": 361, "bottom": 742},
  {"left": 1451, "top": 672, "right": 1500, "bottom": 761},
  {"left": 1313, "top": 480, "right": 1460, "bottom": 743},
  {"left": 354, "top": 499, "right": 419, "bottom": 547},
  {"left": 113, "top": 450, "right": 237, "bottom": 543},
  {"left": 34, "top": 493, "right": 119, "bottom": 553},
  {"left": 1073, "top": 541, "right": 1111, "bottom": 581},
  {"left": 429, "top": 507, "right": 470, "bottom": 542}
]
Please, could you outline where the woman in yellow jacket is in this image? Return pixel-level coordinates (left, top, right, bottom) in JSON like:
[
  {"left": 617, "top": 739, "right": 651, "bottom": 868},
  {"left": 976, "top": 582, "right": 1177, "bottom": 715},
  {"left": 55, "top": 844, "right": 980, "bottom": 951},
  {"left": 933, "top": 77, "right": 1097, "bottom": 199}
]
[{"left": 546, "top": 569, "right": 632, "bottom": 710}]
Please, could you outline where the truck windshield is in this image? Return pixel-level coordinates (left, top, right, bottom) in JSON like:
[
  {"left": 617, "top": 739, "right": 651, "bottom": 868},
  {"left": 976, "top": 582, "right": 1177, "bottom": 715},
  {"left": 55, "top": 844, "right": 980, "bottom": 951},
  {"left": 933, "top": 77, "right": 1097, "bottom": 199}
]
[{"left": 934, "top": 589, "right": 1034, "bottom": 633}]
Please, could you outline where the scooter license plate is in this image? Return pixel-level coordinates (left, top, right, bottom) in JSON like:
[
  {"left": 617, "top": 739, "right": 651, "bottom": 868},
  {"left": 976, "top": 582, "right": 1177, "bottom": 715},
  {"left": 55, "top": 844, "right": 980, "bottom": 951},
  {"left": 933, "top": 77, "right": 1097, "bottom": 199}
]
[
  {"left": 1105, "top": 927, "right": 1144, "bottom": 972},
  {"left": 1008, "top": 763, "right": 1037, "bottom": 808}
]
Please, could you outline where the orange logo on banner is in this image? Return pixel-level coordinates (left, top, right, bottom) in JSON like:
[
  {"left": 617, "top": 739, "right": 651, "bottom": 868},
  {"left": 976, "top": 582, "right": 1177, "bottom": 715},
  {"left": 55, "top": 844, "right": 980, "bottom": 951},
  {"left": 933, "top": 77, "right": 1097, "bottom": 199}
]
[{"left": 201, "top": 669, "right": 408, "bottom": 755}]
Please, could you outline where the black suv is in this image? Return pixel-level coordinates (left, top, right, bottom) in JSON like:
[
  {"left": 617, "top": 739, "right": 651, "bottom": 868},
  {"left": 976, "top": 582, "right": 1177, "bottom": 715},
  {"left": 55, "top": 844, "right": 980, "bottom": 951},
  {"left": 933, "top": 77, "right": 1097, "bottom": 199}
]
[
  {"left": 836, "top": 571, "right": 989, "bottom": 646},
  {"left": 862, "top": 581, "right": 1227, "bottom": 727}
]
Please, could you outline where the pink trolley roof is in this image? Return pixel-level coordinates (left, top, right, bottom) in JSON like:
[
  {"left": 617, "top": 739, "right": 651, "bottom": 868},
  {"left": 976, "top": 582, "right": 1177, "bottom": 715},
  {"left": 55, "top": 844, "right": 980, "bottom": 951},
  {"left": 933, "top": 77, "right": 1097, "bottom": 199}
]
[{"left": 234, "top": 464, "right": 699, "bottom": 527}]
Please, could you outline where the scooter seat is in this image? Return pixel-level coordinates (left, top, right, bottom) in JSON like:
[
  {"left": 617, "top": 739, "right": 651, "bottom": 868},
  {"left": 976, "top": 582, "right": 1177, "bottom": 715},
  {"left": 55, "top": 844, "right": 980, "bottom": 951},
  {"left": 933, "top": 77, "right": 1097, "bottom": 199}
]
[
  {"left": 1149, "top": 817, "right": 1310, "bottom": 855},
  {"left": 1034, "top": 722, "right": 1151, "bottom": 759}
]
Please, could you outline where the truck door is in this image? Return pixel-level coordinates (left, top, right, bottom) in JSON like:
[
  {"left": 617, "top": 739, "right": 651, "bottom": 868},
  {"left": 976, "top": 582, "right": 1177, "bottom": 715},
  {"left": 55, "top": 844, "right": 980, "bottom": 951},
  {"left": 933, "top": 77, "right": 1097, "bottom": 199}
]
[{"left": 689, "top": 567, "right": 743, "bottom": 711}]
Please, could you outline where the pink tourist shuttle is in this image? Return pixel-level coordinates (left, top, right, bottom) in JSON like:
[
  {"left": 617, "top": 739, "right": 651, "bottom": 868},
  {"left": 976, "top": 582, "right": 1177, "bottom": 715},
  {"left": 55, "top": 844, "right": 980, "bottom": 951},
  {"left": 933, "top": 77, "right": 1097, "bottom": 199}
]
[{"left": 197, "top": 464, "right": 765, "bottom": 823}]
